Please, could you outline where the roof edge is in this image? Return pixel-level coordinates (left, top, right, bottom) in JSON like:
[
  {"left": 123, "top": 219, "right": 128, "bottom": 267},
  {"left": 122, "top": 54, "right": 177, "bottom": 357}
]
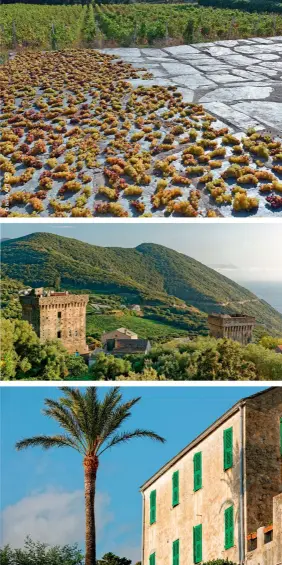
[{"left": 140, "top": 387, "right": 274, "bottom": 492}]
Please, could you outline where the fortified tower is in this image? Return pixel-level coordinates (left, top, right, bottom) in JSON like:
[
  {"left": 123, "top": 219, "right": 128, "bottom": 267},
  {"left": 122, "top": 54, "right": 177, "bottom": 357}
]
[
  {"left": 207, "top": 313, "right": 256, "bottom": 345},
  {"left": 20, "top": 288, "right": 89, "bottom": 354}
]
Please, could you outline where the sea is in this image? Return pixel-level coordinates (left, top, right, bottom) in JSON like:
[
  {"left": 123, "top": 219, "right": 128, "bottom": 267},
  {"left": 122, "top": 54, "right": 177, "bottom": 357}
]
[{"left": 242, "top": 281, "right": 282, "bottom": 314}]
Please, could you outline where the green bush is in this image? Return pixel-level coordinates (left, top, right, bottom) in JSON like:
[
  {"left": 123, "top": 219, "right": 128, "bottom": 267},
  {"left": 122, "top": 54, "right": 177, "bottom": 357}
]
[{"left": 202, "top": 560, "right": 239, "bottom": 565}]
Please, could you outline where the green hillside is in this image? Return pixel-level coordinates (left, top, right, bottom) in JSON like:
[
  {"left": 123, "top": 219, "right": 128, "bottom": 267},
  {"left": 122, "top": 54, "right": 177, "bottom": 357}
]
[
  {"left": 86, "top": 313, "right": 189, "bottom": 342},
  {"left": 1, "top": 232, "right": 282, "bottom": 336}
]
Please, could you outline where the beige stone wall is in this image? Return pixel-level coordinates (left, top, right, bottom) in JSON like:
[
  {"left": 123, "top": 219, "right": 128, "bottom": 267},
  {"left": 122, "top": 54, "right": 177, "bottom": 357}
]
[
  {"left": 245, "top": 388, "right": 282, "bottom": 534},
  {"left": 274, "top": 494, "right": 282, "bottom": 565},
  {"left": 143, "top": 412, "right": 241, "bottom": 565},
  {"left": 246, "top": 494, "right": 282, "bottom": 565}
]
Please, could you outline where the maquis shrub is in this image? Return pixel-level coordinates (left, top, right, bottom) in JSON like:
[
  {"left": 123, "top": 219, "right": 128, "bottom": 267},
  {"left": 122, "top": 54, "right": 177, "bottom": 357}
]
[{"left": 202, "top": 559, "right": 237, "bottom": 565}]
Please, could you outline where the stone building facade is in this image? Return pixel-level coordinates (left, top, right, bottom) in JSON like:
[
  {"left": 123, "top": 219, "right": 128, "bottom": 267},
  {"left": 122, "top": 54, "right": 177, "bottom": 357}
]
[
  {"left": 246, "top": 493, "right": 282, "bottom": 565},
  {"left": 208, "top": 314, "right": 256, "bottom": 345},
  {"left": 141, "top": 388, "right": 282, "bottom": 565},
  {"left": 20, "top": 288, "right": 89, "bottom": 354}
]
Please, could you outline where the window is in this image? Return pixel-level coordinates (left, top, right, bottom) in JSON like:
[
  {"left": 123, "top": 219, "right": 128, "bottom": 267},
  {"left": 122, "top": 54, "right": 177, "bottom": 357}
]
[
  {"left": 264, "top": 529, "right": 273, "bottom": 544},
  {"left": 149, "top": 553, "right": 155, "bottom": 565},
  {"left": 57, "top": 331, "right": 61, "bottom": 339},
  {"left": 69, "top": 329, "right": 72, "bottom": 337},
  {"left": 225, "top": 505, "right": 234, "bottom": 550},
  {"left": 193, "top": 452, "right": 202, "bottom": 491},
  {"left": 150, "top": 490, "right": 156, "bottom": 524},
  {"left": 57, "top": 311, "right": 61, "bottom": 319},
  {"left": 172, "top": 539, "right": 179, "bottom": 565},
  {"left": 172, "top": 471, "right": 179, "bottom": 507},
  {"left": 193, "top": 525, "right": 202, "bottom": 564},
  {"left": 247, "top": 537, "right": 257, "bottom": 552},
  {"left": 280, "top": 417, "right": 282, "bottom": 455},
  {"left": 223, "top": 427, "right": 233, "bottom": 470}
]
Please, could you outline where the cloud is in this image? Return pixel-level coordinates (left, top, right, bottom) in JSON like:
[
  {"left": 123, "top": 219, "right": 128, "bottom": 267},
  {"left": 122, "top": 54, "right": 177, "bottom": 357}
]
[{"left": 1, "top": 488, "right": 114, "bottom": 549}]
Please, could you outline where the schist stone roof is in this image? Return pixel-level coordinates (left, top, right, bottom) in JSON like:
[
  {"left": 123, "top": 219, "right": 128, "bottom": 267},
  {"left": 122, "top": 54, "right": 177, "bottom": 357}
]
[{"left": 116, "top": 328, "right": 138, "bottom": 337}]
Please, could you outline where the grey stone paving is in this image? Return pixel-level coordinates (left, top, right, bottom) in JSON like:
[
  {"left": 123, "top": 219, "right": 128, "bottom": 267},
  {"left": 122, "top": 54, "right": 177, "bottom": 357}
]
[{"left": 100, "top": 36, "right": 282, "bottom": 136}]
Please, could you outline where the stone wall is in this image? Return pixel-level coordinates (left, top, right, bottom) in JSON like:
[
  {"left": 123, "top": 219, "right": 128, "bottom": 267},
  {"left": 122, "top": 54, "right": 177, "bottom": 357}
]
[
  {"left": 20, "top": 293, "right": 89, "bottom": 354},
  {"left": 245, "top": 388, "right": 282, "bottom": 534},
  {"left": 207, "top": 314, "right": 255, "bottom": 345},
  {"left": 246, "top": 494, "right": 282, "bottom": 565},
  {"left": 142, "top": 411, "right": 241, "bottom": 565}
]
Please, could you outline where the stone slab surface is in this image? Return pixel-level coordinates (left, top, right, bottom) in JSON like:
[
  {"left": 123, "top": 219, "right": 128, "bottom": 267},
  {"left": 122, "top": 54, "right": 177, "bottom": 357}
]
[{"left": 100, "top": 37, "right": 282, "bottom": 135}]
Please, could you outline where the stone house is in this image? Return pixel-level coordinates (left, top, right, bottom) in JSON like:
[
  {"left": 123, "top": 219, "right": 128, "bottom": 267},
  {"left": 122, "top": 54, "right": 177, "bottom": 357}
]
[
  {"left": 101, "top": 327, "right": 138, "bottom": 344},
  {"left": 20, "top": 287, "right": 89, "bottom": 354},
  {"left": 275, "top": 345, "right": 282, "bottom": 355},
  {"left": 105, "top": 338, "right": 151, "bottom": 356},
  {"left": 141, "top": 387, "right": 282, "bottom": 565}
]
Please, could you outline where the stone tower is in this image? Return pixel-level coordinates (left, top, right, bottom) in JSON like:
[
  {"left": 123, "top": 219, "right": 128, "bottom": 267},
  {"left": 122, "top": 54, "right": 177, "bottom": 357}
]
[
  {"left": 20, "top": 288, "right": 89, "bottom": 354},
  {"left": 207, "top": 313, "right": 256, "bottom": 345}
]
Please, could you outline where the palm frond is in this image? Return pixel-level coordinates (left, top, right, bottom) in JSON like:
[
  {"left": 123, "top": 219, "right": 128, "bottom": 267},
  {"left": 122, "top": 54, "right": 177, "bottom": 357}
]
[
  {"left": 59, "top": 387, "right": 90, "bottom": 437},
  {"left": 15, "top": 434, "right": 84, "bottom": 453},
  {"left": 95, "top": 388, "right": 122, "bottom": 440},
  {"left": 43, "top": 398, "right": 87, "bottom": 452},
  {"left": 98, "top": 397, "right": 142, "bottom": 446},
  {"left": 84, "top": 387, "right": 100, "bottom": 451},
  {"left": 98, "top": 428, "right": 166, "bottom": 455}
]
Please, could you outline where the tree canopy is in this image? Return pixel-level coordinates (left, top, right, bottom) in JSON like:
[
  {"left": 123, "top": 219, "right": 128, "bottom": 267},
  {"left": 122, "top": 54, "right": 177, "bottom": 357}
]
[{"left": 0, "top": 538, "right": 84, "bottom": 565}]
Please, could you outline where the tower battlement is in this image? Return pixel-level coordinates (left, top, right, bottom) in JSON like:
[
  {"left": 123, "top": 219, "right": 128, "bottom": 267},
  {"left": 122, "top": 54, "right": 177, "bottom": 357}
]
[{"left": 208, "top": 313, "right": 256, "bottom": 345}]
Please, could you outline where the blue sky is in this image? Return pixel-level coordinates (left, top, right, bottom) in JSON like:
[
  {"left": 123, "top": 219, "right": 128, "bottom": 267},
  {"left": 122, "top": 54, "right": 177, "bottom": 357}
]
[
  {"left": 1, "top": 385, "right": 266, "bottom": 560},
  {"left": 1, "top": 223, "right": 282, "bottom": 282}
]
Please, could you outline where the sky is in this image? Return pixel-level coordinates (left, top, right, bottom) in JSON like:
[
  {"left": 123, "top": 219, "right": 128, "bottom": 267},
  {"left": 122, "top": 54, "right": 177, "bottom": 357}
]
[
  {"left": 1, "top": 222, "right": 282, "bottom": 283},
  {"left": 0, "top": 385, "right": 266, "bottom": 560}
]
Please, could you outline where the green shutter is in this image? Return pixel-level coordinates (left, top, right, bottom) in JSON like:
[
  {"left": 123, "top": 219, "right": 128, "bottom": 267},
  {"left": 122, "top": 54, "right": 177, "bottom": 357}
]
[
  {"left": 193, "top": 452, "right": 202, "bottom": 491},
  {"left": 225, "top": 505, "right": 234, "bottom": 549},
  {"left": 224, "top": 427, "right": 233, "bottom": 470},
  {"left": 149, "top": 553, "right": 155, "bottom": 565},
  {"left": 193, "top": 525, "right": 202, "bottom": 564},
  {"left": 172, "top": 471, "right": 179, "bottom": 507},
  {"left": 150, "top": 490, "right": 156, "bottom": 524},
  {"left": 280, "top": 418, "right": 282, "bottom": 456},
  {"left": 172, "top": 539, "right": 179, "bottom": 565}
]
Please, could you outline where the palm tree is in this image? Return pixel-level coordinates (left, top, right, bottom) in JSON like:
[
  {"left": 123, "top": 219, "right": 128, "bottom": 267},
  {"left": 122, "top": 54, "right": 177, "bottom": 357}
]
[{"left": 16, "top": 387, "right": 165, "bottom": 565}]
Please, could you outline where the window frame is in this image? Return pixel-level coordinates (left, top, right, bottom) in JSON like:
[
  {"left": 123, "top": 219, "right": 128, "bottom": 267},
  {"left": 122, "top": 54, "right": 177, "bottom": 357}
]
[
  {"left": 224, "top": 504, "right": 234, "bottom": 550},
  {"left": 223, "top": 427, "right": 233, "bottom": 471},
  {"left": 172, "top": 539, "right": 179, "bottom": 565},
  {"left": 193, "top": 524, "right": 202, "bottom": 564},
  {"left": 172, "top": 470, "right": 179, "bottom": 507},
  {"left": 193, "top": 452, "right": 202, "bottom": 492},
  {"left": 150, "top": 489, "right": 156, "bottom": 525}
]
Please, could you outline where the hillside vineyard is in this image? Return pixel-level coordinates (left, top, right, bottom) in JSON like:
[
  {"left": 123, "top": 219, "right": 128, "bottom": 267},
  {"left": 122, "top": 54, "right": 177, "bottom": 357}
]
[{"left": 2, "top": 233, "right": 282, "bottom": 336}]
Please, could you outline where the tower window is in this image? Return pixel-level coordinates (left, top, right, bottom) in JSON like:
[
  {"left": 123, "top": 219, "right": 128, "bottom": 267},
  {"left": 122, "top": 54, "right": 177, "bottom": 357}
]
[
  {"left": 57, "top": 331, "right": 61, "bottom": 339},
  {"left": 58, "top": 311, "right": 62, "bottom": 319}
]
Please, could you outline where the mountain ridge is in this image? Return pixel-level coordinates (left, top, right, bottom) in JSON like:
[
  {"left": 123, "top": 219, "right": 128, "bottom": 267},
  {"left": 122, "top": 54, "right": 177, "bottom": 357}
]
[{"left": 2, "top": 232, "right": 282, "bottom": 335}]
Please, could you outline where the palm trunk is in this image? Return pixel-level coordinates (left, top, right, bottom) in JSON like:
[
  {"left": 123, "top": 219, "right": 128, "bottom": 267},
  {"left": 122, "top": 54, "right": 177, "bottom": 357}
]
[{"left": 84, "top": 455, "right": 99, "bottom": 565}]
